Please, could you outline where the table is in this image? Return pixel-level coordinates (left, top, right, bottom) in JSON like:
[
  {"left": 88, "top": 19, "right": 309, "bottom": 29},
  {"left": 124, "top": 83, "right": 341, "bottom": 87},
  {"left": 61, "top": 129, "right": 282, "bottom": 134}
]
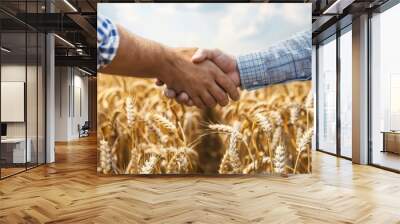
[
  {"left": 381, "top": 131, "right": 400, "bottom": 154},
  {"left": 1, "top": 138, "right": 31, "bottom": 164}
]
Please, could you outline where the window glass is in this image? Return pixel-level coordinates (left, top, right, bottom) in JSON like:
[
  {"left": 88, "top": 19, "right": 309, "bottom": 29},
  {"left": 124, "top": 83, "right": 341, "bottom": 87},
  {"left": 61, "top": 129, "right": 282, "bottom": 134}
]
[
  {"left": 317, "top": 36, "right": 337, "bottom": 154},
  {"left": 340, "top": 28, "right": 352, "bottom": 158},
  {"left": 371, "top": 3, "right": 400, "bottom": 171}
]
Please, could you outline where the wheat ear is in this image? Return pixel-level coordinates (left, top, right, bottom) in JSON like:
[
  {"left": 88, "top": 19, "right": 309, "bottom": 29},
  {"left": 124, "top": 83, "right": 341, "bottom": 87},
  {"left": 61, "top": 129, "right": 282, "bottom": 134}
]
[
  {"left": 254, "top": 113, "right": 273, "bottom": 135},
  {"left": 273, "top": 145, "right": 286, "bottom": 174},
  {"left": 152, "top": 114, "right": 177, "bottom": 134},
  {"left": 294, "top": 128, "right": 313, "bottom": 173},
  {"left": 304, "top": 90, "right": 313, "bottom": 109},
  {"left": 208, "top": 124, "right": 243, "bottom": 139},
  {"left": 139, "top": 155, "right": 159, "bottom": 174},
  {"left": 297, "top": 128, "right": 313, "bottom": 153},
  {"left": 219, "top": 122, "right": 242, "bottom": 174},
  {"left": 289, "top": 104, "right": 301, "bottom": 125},
  {"left": 98, "top": 139, "right": 113, "bottom": 174},
  {"left": 125, "top": 96, "right": 135, "bottom": 128}
]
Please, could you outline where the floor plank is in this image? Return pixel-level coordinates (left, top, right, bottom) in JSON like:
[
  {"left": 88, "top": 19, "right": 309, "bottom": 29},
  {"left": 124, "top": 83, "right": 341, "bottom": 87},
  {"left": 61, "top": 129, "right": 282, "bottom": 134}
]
[{"left": 0, "top": 135, "right": 399, "bottom": 224}]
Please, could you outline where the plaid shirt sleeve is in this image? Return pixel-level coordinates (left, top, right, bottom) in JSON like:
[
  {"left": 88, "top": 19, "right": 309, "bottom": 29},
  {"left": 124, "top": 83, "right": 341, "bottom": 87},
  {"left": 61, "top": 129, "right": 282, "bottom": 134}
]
[
  {"left": 236, "top": 30, "right": 311, "bottom": 90},
  {"left": 97, "top": 15, "right": 120, "bottom": 70}
]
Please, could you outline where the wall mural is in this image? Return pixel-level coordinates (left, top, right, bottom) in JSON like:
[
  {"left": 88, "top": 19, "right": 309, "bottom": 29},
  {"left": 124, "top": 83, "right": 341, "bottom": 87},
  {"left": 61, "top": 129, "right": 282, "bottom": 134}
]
[{"left": 97, "top": 3, "right": 313, "bottom": 175}]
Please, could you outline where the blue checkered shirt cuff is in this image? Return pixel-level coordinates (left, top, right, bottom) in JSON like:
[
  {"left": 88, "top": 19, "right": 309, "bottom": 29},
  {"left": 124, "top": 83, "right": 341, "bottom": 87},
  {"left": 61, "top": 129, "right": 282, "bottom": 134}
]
[
  {"left": 97, "top": 15, "right": 120, "bottom": 70},
  {"left": 237, "top": 30, "right": 312, "bottom": 90}
]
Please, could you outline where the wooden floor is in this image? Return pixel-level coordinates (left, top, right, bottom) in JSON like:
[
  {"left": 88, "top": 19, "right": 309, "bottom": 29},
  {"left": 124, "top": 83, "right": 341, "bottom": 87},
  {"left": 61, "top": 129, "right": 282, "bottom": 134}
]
[
  {"left": 1, "top": 136, "right": 400, "bottom": 224},
  {"left": 372, "top": 150, "right": 400, "bottom": 171},
  {"left": 0, "top": 167, "right": 26, "bottom": 178}
]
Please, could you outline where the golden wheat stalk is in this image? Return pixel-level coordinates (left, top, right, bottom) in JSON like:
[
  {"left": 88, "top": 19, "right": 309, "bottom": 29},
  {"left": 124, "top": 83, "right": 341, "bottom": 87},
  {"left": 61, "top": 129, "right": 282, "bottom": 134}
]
[
  {"left": 98, "top": 74, "right": 312, "bottom": 175},
  {"left": 289, "top": 104, "right": 301, "bottom": 125},
  {"left": 152, "top": 114, "right": 177, "bottom": 134},
  {"left": 167, "top": 151, "right": 189, "bottom": 174},
  {"left": 294, "top": 128, "right": 313, "bottom": 173},
  {"left": 208, "top": 124, "right": 243, "bottom": 139},
  {"left": 305, "top": 90, "right": 313, "bottom": 109},
  {"left": 125, "top": 147, "right": 138, "bottom": 174},
  {"left": 150, "top": 122, "right": 169, "bottom": 144},
  {"left": 219, "top": 122, "right": 242, "bottom": 174},
  {"left": 242, "top": 160, "right": 258, "bottom": 174},
  {"left": 297, "top": 128, "right": 313, "bottom": 153},
  {"left": 269, "top": 111, "right": 283, "bottom": 127},
  {"left": 254, "top": 113, "right": 273, "bottom": 135},
  {"left": 125, "top": 96, "right": 135, "bottom": 128},
  {"left": 273, "top": 145, "right": 286, "bottom": 174},
  {"left": 98, "top": 139, "right": 113, "bottom": 174},
  {"left": 139, "top": 155, "right": 159, "bottom": 174},
  {"left": 271, "top": 127, "right": 282, "bottom": 150}
]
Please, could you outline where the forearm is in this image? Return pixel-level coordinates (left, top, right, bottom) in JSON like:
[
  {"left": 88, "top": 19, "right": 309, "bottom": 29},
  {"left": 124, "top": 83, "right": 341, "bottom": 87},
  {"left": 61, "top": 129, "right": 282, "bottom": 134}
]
[
  {"left": 237, "top": 30, "right": 312, "bottom": 90},
  {"left": 100, "top": 25, "right": 175, "bottom": 79}
]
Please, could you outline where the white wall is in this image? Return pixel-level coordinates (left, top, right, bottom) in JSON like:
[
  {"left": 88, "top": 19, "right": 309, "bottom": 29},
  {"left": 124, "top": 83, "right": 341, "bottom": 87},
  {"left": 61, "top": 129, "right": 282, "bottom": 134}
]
[
  {"left": 71, "top": 73, "right": 89, "bottom": 138},
  {"left": 1, "top": 63, "right": 46, "bottom": 164},
  {"left": 54, "top": 67, "right": 89, "bottom": 141},
  {"left": 55, "top": 67, "right": 69, "bottom": 141},
  {"left": 1, "top": 65, "right": 36, "bottom": 138}
]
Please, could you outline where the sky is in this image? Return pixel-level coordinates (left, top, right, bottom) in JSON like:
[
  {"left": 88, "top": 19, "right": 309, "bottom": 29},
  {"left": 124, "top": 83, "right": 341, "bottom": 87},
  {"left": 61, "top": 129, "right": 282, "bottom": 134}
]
[{"left": 98, "top": 3, "right": 311, "bottom": 55}]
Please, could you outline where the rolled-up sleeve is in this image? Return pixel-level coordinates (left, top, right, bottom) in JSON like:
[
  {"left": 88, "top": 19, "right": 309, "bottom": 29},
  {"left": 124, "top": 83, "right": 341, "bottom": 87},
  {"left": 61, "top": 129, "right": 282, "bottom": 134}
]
[
  {"left": 237, "top": 30, "right": 312, "bottom": 90},
  {"left": 97, "top": 15, "right": 120, "bottom": 70}
]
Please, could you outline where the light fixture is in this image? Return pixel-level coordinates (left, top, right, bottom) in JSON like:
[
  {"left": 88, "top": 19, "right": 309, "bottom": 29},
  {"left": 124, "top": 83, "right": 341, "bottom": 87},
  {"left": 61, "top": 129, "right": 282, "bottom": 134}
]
[
  {"left": 1, "top": 47, "right": 11, "bottom": 53},
  {"left": 54, "top": 34, "right": 75, "bottom": 48},
  {"left": 78, "top": 67, "right": 93, "bottom": 76},
  {"left": 63, "top": 0, "right": 78, "bottom": 12}
]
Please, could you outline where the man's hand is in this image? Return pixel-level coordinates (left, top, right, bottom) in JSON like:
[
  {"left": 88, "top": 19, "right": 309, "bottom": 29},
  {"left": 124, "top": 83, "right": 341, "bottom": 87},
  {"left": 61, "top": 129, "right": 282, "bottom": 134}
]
[
  {"left": 192, "top": 49, "right": 240, "bottom": 86},
  {"left": 157, "top": 48, "right": 239, "bottom": 109},
  {"left": 158, "top": 48, "right": 241, "bottom": 106}
]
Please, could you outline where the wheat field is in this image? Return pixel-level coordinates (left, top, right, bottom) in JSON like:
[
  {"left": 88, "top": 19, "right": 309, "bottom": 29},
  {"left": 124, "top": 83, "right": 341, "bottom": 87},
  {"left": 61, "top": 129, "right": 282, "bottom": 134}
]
[{"left": 97, "top": 71, "right": 313, "bottom": 175}]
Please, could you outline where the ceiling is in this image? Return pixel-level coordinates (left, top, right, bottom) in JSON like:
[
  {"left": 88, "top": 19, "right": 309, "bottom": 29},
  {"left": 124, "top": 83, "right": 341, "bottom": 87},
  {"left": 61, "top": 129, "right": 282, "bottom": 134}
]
[
  {"left": 0, "top": 0, "right": 98, "bottom": 73},
  {"left": 0, "top": 0, "right": 393, "bottom": 74}
]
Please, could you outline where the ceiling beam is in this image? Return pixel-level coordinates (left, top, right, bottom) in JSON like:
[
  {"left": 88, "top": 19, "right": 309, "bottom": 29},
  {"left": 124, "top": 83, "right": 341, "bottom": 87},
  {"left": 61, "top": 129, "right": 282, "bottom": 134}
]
[
  {"left": 55, "top": 55, "right": 96, "bottom": 71},
  {"left": 67, "top": 13, "right": 96, "bottom": 47}
]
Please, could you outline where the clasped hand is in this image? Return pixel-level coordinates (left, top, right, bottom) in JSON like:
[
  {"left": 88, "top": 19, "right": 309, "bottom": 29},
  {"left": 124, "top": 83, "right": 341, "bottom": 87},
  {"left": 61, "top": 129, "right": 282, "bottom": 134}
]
[{"left": 157, "top": 48, "right": 241, "bottom": 109}]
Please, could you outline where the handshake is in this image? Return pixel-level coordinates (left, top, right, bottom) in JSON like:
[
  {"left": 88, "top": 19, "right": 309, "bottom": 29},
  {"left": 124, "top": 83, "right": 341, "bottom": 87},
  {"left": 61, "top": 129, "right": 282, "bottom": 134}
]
[
  {"left": 155, "top": 48, "right": 241, "bottom": 109},
  {"left": 98, "top": 18, "right": 311, "bottom": 107}
]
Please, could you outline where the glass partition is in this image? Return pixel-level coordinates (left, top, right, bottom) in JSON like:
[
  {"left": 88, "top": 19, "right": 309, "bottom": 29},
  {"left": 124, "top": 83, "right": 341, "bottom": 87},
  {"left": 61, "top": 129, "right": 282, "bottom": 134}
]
[
  {"left": 38, "top": 32, "right": 45, "bottom": 165},
  {"left": 317, "top": 35, "right": 337, "bottom": 154},
  {"left": 1, "top": 29, "right": 28, "bottom": 178},
  {"left": 27, "top": 31, "right": 38, "bottom": 169},
  {"left": 0, "top": 1, "right": 46, "bottom": 179}
]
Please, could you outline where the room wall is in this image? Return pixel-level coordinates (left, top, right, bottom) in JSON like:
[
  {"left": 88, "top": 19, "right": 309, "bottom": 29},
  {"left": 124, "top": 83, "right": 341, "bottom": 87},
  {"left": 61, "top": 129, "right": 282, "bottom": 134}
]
[
  {"left": 54, "top": 66, "right": 70, "bottom": 141},
  {"left": 1, "top": 64, "right": 39, "bottom": 139},
  {"left": 54, "top": 66, "right": 89, "bottom": 141}
]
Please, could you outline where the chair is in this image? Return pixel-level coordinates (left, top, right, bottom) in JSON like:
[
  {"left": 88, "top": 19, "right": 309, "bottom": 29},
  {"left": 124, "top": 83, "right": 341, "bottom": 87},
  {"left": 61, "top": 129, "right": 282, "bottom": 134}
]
[{"left": 79, "top": 121, "right": 90, "bottom": 138}]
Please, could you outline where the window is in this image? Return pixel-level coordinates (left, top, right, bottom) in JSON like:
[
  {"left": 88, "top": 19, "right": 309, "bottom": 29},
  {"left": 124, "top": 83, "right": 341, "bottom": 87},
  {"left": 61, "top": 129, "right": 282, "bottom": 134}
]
[
  {"left": 317, "top": 36, "right": 337, "bottom": 154},
  {"left": 370, "top": 3, "right": 400, "bottom": 171},
  {"left": 339, "top": 27, "right": 352, "bottom": 158}
]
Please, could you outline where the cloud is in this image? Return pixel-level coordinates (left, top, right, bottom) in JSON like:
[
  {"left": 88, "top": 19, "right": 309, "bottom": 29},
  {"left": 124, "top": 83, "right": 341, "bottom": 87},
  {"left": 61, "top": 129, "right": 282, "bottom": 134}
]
[
  {"left": 99, "top": 3, "right": 310, "bottom": 55},
  {"left": 112, "top": 4, "right": 139, "bottom": 27},
  {"left": 183, "top": 3, "right": 202, "bottom": 10},
  {"left": 154, "top": 4, "right": 178, "bottom": 15},
  {"left": 214, "top": 4, "right": 283, "bottom": 54},
  {"left": 281, "top": 4, "right": 311, "bottom": 26}
]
